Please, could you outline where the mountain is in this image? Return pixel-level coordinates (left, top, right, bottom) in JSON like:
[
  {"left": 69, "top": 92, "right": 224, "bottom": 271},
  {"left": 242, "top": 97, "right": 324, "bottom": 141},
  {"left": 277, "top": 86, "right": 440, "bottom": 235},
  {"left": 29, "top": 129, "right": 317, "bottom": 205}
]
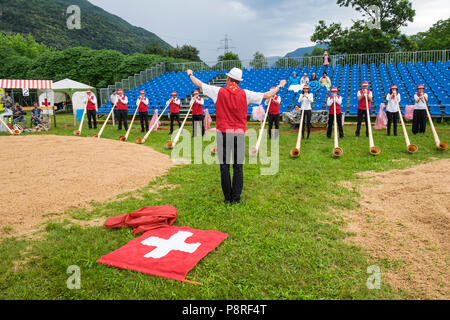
[
  {"left": 0, "top": 0, "right": 171, "bottom": 54},
  {"left": 284, "top": 44, "right": 328, "bottom": 58}
]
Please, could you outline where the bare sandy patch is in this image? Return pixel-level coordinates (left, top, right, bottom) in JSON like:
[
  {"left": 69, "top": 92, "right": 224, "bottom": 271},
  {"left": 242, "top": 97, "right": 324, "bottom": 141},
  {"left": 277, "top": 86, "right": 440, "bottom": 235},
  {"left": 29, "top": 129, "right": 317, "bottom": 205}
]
[
  {"left": 0, "top": 135, "right": 173, "bottom": 239},
  {"left": 345, "top": 159, "right": 450, "bottom": 299}
]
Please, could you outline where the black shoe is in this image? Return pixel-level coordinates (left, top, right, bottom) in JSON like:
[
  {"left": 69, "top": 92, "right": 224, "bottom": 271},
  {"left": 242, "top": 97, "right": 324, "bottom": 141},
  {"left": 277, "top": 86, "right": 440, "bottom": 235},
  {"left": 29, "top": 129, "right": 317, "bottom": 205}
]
[
  {"left": 394, "top": 133, "right": 398, "bottom": 136},
  {"left": 327, "top": 136, "right": 331, "bottom": 139},
  {"left": 340, "top": 136, "right": 344, "bottom": 139},
  {"left": 231, "top": 197, "right": 247, "bottom": 205},
  {"left": 224, "top": 199, "right": 232, "bottom": 205},
  {"left": 355, "top": 133, "right": 360, "bottom": 137}
]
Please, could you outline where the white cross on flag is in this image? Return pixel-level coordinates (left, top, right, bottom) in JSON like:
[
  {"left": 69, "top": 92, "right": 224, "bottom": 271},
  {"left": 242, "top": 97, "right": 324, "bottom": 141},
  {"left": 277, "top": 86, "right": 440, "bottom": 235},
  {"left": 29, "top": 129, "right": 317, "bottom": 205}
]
[{"left": 97, "top": 226, "right": 229, "bottom": 281}]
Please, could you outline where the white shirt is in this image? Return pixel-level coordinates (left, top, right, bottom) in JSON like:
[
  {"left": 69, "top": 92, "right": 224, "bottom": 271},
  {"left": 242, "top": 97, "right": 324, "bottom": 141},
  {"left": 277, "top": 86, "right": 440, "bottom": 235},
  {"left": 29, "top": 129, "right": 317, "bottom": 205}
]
[
  {"left": 298, "top": 93, "right": 314, "bottom": 110},
  {"left": 265, "top": 95, "right": 281, "bottom": 105},
  {"left": 110, "top": 94, "right": 117, "bottom": 104},
  {"left": 300, "top": 77, "right": 309, "bottom": 85},
  {"left": 414, "top": 93, "right": 428, "bottom": 110},
  {"left": 386, "top": 93, "right": 401, "bottom": 113},
  {"left": 136, "top": 97, "right": 149, "bottom": 106},
  {"left": 83, "top": 94, "right": 97, "bottom": 106},
  {"left": 167, "top": 98, "right": 181, "bottom": 106},
  {"left": 117, "top": 95, "right": 128, "bottom": 105},
  {"left": 191, "top": 96, "right": 204, "bottom": 105},
  {"left": 201, "top": 83, "right": 264, "bottom": 106},
  {"left": 357, "top": 90, "right": 373, "bottom": 100},
  {"left": 327, "top": 96, "right": 343, "bottom": 107}
]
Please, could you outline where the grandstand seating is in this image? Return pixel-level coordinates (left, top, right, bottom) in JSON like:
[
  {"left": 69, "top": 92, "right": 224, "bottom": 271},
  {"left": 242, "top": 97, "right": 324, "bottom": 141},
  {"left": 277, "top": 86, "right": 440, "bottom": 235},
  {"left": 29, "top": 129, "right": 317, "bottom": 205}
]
[{"left": 99, "top": 60, "right": 450, "bottom": 118}]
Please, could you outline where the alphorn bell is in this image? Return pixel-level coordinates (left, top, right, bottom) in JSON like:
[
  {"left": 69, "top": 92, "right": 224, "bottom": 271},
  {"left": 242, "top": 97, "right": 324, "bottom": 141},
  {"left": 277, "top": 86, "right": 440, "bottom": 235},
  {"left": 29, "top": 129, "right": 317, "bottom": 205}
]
[
  {"left": 332, "top": 100, "right": 343, "bottom": 157},
  {"left": 423, "top": 99, "right": 448, "bottom": 151},
  {"left": 136, "top": 102, "right": 170, "bottom": 144},
  {"left": 120, "top": 104, "right": 139, "bottom": 142},
  {"left": 365, "top": 95, "right": 381, "bottom": 156},
  {"left": 0, "top": 117, "right": 16, "bottom": 135},
  {"left": 165, "top": 99, "right": 194, "bottom": 149},
  {"left": 94, "top": 104, "right": 116, "bottom": 138},
  {"left": 396, "top": 98, "right": 418, "bottom": 154},
  {"left": 290, "top": 106, "right": 305, "bottom": 158},
  {"left": 74, "top": 100, "right": 88, "bottom": 136},
  {"left": 250, "top": 98, "right": 273, "bottom": 157}
]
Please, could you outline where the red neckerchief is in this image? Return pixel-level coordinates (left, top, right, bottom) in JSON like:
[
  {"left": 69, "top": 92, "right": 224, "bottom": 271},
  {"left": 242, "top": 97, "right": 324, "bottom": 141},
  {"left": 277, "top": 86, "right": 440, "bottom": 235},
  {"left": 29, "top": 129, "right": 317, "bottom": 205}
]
[{"left": 225, "top": 82, "right": 241, "bottom": 94}]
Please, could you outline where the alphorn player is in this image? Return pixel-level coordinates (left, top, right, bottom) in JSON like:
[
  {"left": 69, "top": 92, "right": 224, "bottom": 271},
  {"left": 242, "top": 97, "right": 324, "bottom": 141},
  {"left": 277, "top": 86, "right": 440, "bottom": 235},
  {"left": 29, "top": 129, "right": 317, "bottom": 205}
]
[
  {"left": 167, "top": 91, "right": 181, "bottom": 135},
  {"left": 385, "top": 85, "right": 401, "bottom": 136},
  {"left": 297, "top": 84, "right": 313, "bottom": 139},
  {"left": 116, "top": 89, "right": 128, "bottom": 131},
  {"left": 265, "top": 86, "right": 281, "bottom": 140},
  {"left": 191, "top": 90, "right": 205, "bottom": 137},
  {"left": 83, "top": 89, "right": 97, "bottom": 130},
  {"left": 136, "top": 90, "right": 149, "bottom": 133},
  {"left": 326, "top": 86, "right": 344, "bottom": 139},
  {"left": 186, "top": 67, "right": 286, "bottom": 205},
  {"left": 355, "top": 81, "right": 373, "bottom": 137},
  {"left": 412, "top": 84, "right": 428, "bottom": 135}
]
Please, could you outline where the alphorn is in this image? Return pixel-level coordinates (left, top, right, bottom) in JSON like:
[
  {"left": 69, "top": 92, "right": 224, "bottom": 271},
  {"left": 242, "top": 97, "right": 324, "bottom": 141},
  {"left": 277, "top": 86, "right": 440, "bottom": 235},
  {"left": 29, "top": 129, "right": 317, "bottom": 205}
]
[
  {"left": 0, "top": 117, "right": 15, "bottom": 135},
  {"left": 396, "top": 98, "right": 418, "bottom": 154},
  {"left": 74, "top": 100, "right": 88, "bottom": 136},
  {"left": 136, "top": 102, "right": 170, "bottom": 144},
  {"left": 93, "top": 104, "right": 115, "bottom": 138},
  {"left": 365, "top": 95, "right": 381, "bottom": 156},
  {"left": 165, "top": 99, "right": 194, "bottom": 149},
  {"left": 290, "top": 106, "right": 305, "bottom": 158},
  {"left": 250, "top": 98, "right": 273, "bottom": 157},
  {"left": 423, "top": 100, "right": 448, "bottom": 150},
  {"left": 332, "top": 100, "right": 343, "bottom": 157},
  {"left": 120, "top": 105, "right": 139, "bottom": 142}
]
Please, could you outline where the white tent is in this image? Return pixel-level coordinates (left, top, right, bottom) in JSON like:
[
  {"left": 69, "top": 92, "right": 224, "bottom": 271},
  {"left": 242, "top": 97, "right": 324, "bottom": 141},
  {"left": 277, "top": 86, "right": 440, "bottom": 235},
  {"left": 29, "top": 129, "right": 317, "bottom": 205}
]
[
  {"left": 47, "top": 79, "right": 97, "bottom": 126},
  {"left": 52, "top": 79, "right": 93, "bottom": 91}
]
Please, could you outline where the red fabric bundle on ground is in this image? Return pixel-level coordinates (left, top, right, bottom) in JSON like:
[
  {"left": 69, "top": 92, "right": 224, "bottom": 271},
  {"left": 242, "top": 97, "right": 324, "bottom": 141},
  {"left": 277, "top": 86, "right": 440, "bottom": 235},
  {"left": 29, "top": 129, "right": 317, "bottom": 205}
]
[{"left": 104, "top": 205, "right": 177, "bottom": 234}]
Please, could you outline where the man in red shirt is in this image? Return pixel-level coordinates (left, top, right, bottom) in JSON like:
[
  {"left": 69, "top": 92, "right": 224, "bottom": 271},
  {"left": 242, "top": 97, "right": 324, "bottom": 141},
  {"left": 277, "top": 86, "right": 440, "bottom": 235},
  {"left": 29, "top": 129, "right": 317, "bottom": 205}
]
[
  {"left": 116, "top": 89, "right": 128, "bottom": 131},
  {"left": 265, "top": 87, "right": 282, "bottom": 140},
  {"left": 326, "top": 87, "right": 344, "bottom": 139},
  {"left": 83, "top": 89, "right": 97, "bottom": 129},
  {"left": 136, "top": 90, "right": 149, "bottom": 133},
  {"left": 186, "top": 67, "right": 286, "bottom": 204},
  {"left": 191, "top": 90, "right": 205, "bottom": 137},
  {"left": 167, "top": 91, "right": 181, "bottom": 135},
  {"left": 355, "top": 81, "right": 373, "bottom": 137}
]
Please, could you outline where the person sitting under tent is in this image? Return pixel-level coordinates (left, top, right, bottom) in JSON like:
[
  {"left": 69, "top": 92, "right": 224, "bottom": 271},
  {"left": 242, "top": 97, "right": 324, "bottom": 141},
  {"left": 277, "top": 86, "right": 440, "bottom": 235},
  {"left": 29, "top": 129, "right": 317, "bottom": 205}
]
[
  {"left": 287, "top": 71, "right": 302, "bottom": 92},
  {"left": 12, "top": 103, "right": 27, "bottom": 129},
  {"left": 31, "top": 103, "right": 43, "bottom": 126}
]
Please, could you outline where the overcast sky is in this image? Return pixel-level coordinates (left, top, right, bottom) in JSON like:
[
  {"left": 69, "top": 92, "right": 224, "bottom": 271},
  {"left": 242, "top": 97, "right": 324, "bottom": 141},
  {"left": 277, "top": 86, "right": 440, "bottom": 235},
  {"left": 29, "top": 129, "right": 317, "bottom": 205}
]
[{"left": 89, "top": 0, "right": 449, "bottom": 62}]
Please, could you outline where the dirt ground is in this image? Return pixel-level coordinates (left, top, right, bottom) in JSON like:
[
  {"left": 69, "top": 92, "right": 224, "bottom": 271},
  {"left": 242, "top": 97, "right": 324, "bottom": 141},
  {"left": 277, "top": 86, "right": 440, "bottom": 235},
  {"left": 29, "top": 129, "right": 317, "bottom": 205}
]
[
  {"left": 345, "top": 159, "right": 450, "bottom": 299},
  {"left": 0, "top": 135, "right": 173, "bottom": 238}
]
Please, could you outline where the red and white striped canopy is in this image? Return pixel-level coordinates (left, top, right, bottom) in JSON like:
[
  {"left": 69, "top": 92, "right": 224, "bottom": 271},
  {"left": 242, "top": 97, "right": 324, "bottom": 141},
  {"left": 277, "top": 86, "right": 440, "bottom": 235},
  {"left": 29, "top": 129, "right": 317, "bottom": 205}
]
[{"left": 0, "top": 79, "right": 53, "bottom": 89}]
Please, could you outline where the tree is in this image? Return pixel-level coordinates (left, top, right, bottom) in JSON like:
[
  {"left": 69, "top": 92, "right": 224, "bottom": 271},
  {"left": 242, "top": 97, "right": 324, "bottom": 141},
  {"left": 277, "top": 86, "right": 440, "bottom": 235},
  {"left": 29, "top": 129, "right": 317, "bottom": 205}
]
[
  {"left": 412, "top": 18, "right": 450, "bottom": 51},
  {"left": 215, "top": 52, "right": 242, "bottom": 70},
  {"left": 275, "top": 57, "right": 302, "bottom": 69},
  {"left": 336, "top": 0, "right": 415, "bottom": 34},
  {"left": 166, "top": 45, "right": 201, "bottom": 62},
  {"left": 249, "top": 51, "right": 268, "bottom": 69},
  {"left": 311, "top": 0, "right": 417, "bottom": 54},
  {"left": 304, "top": 47, "right": 327, "bottom": 57},
  {"left": 143, "top": 41, "right": 165, "bottom": 55}
]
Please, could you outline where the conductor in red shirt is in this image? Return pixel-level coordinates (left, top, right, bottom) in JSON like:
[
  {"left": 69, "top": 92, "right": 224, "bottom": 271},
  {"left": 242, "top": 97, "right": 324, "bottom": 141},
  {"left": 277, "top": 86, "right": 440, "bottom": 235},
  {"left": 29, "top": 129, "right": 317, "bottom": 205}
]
[{"left": 186, "top": 68, "right": 286, "bottom": 205}]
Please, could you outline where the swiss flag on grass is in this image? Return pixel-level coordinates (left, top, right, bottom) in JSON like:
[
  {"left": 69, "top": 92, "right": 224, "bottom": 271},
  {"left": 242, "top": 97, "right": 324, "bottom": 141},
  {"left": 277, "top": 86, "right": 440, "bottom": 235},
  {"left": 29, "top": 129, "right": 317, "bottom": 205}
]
[{"left": 97, "top": 226, "right": 229, "bottom": 281}]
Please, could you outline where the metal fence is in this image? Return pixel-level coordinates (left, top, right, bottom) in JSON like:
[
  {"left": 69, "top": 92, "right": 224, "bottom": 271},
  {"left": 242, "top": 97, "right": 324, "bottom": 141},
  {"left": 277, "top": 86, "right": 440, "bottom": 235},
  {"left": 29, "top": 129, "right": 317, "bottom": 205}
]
[
  {"left": 99, "top": 63, "right": 165, "bottom": 106},
  {"left": 98, "top": 50, "right": 449, "bottom": 104}
]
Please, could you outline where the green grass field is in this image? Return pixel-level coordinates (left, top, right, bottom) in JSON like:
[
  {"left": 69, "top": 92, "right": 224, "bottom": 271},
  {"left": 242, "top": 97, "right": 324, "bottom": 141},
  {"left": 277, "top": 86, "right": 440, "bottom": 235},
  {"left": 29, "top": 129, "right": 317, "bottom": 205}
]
[{"left": 1, "top": 113, "right": 449, "bottom": 299}]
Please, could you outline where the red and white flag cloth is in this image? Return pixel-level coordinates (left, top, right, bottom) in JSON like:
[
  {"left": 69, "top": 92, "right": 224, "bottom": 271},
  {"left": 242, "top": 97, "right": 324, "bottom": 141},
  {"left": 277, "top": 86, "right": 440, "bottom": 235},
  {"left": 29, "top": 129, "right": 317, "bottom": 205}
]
[{"left": 97, "top": 226, "right": 229, "bottom": 281}]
